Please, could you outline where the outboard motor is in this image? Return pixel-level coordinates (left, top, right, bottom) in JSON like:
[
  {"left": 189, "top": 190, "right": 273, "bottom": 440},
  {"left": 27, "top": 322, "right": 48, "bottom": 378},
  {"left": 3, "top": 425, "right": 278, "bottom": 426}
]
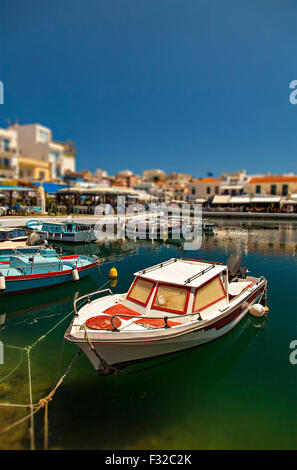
[
  {"left": 227, "top": 254, "right": 247, "bottom": 281},
  {"left": 27, "top": 231, "right": 44, "bottom": 246}
]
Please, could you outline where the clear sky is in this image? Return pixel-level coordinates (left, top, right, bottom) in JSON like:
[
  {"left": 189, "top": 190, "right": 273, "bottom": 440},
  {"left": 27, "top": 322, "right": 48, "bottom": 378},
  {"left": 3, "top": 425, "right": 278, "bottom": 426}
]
[{"left": 1, "top": 0, "right": 297, "bottom": 177}]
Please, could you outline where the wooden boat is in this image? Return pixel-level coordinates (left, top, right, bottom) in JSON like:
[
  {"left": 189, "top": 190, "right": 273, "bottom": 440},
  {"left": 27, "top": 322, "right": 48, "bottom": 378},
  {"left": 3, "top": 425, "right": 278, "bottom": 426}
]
[
  {"left": 0, "top": 248, "right": 99, "bottom": 296},
  {"left": 65, "top": 256, "right": 267, "bottom": 374},
  {"left": 26, "top": 219, "right": 97, "bottom": 243}
]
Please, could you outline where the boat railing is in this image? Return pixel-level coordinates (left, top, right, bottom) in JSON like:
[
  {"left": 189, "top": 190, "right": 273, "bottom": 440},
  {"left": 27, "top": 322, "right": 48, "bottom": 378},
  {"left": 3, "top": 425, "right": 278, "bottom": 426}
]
[
  {"left": 14, "top": 258, "right": 80, "bottom": 275},
  {"left": 184, "top": 263, "right": 216, "bottom": 285},
  {"left": 109, "top": 311, "right": 202, "bottom": 331},
  {"left": 138, "top": 258, "right": 178, "bottom": 275},
  {"left": 74, "top": 288, "right": 113, "bottom": 315}
]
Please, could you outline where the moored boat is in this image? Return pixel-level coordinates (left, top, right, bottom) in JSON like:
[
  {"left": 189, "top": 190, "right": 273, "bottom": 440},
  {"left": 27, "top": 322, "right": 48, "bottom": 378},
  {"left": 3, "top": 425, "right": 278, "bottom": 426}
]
[
  {"left": 26, "top": 219, "right": 97, "bottom": 243},
  {"left": 65, "top": 256, "right": 267, "bottom": 375},
  {"left": 0, "top": 248, "right": 99, "bottom": 295}
]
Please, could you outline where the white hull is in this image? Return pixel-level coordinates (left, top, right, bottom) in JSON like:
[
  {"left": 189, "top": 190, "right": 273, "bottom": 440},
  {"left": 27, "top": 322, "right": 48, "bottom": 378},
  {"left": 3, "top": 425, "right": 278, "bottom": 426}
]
[{"left": 67, "top": 289, "right": 263, "bottom": 371}]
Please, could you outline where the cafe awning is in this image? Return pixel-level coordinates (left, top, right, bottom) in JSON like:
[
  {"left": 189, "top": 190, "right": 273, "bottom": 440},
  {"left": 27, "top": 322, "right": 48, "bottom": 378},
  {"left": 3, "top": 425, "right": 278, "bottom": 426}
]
[
  {"left": 251, "top": 196, "right": 281, "bottom": 203},
  {"left": 229, "top": 196, "right": 251, "bottom": 204},
  {"left": 212, "top": 195, "right": 231, "bottom": 204}
]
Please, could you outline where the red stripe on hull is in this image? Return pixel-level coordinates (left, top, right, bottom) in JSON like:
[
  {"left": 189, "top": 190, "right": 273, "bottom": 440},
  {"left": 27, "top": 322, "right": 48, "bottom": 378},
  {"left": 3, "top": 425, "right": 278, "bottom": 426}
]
[{"left": 4, "top": 260, "right": 99, "bottom": 281}]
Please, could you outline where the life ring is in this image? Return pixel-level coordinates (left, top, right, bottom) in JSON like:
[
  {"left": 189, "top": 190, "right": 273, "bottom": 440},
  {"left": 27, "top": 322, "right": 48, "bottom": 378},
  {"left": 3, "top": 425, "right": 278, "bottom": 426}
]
[{"left": 86, "top": 315, "right": 121, "bottom": 331}]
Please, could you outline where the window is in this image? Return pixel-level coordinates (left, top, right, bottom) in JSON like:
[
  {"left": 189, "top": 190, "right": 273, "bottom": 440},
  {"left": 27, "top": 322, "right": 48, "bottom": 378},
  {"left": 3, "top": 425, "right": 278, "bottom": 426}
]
[
  {"left": 127, "top": 277, "right": 155, "bottom": 306},
  {"left": 256, "top": 185, "right": 261, "bottom": 194},
  {"left": 3, "top": 139, "right": 10, "bottom": 151},
  {"left": 193, "top": 276, "right": 226, "bottom": 312},
  {"left": 39, "top": 171, "right": 45, "bottom": 180},
  {"left": 191, "top": 188, "right": 196, "bottom": 195},
  {"left": 271, "top": 184, "right": 277, "bottom": 195},
  {"left": 215, "top": 186, "right": 219, "bottom": 195},
  {"left": 50, "top": 151, "right": 60, "bottom": 160},
  {"left": 38, "top": 130, "right": 49, "bottom": 143},
  {"left": 152, "top": 284, "right": 189, "bottom": 313},
  {"left": 206, "top": 186, "right": 211, "bottom": 195},
  {"left": 282, "top": 184, "right": 288, "bottom": 196}
]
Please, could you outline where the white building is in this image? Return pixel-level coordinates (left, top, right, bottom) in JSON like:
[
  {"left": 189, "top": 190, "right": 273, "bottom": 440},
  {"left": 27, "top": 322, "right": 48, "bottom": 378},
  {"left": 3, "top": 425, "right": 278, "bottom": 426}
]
[
  {"left": 0, "top": 127, "right": 19, "bottom": 179},
  {"left": 9, "top": 123, "right": 75, "bottom": 180}
]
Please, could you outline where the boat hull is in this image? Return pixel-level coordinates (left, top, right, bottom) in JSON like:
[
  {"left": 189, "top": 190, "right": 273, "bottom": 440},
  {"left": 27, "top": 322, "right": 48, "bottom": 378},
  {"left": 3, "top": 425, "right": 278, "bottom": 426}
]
[
  {"left": 66, "top": 284, "right": 264, "bottom": 371},
  {"left": 33, "top": 230, "right": 97, "bottom": 243}
]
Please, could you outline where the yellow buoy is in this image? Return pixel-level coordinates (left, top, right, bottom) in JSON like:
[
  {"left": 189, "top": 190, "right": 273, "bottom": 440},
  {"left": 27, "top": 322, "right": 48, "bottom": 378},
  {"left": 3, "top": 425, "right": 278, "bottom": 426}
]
[{"left": 109, "top": 266, "right": 118, "bottom": 279}]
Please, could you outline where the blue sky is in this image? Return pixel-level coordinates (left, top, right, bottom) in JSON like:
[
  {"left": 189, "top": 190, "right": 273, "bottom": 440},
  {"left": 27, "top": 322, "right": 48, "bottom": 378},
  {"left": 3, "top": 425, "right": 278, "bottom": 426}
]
[{"left": 1, "top": 0, "right": 297, "bottom": 177}]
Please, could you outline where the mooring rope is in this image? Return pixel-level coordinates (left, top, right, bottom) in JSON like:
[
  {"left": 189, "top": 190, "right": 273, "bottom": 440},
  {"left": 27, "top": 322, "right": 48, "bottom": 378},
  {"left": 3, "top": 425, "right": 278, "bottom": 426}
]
[{"left": 0, "top": 278, "right": 112, "bottom": 449}]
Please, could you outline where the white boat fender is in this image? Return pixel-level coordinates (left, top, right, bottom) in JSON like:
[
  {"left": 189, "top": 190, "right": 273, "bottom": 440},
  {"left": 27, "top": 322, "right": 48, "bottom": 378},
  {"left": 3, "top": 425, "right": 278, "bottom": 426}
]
[
  {"left": 249, "top": 303, "right": 266, "bottom": 317},
  {"left": 72, "top": 268, "right": 79, "bottom": 281},
  {"left": 0, "top": 274, "right": 6, "bottom": 291}
]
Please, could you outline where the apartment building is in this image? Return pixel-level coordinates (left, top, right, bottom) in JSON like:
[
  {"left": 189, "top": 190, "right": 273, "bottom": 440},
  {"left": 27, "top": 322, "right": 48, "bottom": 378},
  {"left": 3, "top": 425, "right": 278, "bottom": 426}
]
[
  {"left": 246, "top": 175, "right": 297, "bottom": 197},
  {"left": 0, "top": 127, "right": 18, "bottom": 179},
  {"left": 9, "top": 123, "right": 75, "bottom": 181}
]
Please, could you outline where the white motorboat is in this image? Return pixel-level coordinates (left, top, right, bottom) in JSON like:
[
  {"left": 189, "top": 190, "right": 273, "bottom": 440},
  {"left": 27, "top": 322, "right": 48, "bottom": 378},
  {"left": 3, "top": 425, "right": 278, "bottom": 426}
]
[{"left": 65, "top": 256, "right": 267, "bottom": 375}]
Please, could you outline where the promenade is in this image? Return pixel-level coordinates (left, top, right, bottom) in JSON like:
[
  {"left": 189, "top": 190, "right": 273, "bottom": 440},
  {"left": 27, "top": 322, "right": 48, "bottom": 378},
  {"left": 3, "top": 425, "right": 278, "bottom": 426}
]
[{"left": 1, "top": 210, "right": 297, "bottom": 227}]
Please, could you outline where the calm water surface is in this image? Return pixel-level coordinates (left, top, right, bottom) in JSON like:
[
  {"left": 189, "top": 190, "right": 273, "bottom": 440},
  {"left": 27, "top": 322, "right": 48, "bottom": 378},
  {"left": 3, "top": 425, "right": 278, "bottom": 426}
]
[{"left": 0, "top": 219, "right": 296, "bottom": 449}]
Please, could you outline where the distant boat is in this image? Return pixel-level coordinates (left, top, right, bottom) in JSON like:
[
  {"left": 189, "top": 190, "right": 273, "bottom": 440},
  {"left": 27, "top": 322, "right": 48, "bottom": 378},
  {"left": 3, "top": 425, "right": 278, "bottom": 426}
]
[
  {"left": 26, "top": 219, "right": 97, "bottom": 243},
  {"left": 0, "top": 248, "right": 99, "bottom": 296}
]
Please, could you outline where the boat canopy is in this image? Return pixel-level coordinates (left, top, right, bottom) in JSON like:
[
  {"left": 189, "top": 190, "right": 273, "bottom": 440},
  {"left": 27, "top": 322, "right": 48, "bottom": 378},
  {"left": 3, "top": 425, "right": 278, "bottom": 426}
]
[{"left": 133, "top": 258, "right": 227, "bottom": 289}]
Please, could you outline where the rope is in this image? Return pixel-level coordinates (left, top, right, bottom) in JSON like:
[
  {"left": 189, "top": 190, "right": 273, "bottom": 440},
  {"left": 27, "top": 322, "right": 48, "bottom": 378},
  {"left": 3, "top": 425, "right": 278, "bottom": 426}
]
[
  {"left": 0, "top": 277, "right": 114, "bottom": 448},
  {"left": 83, "top": 326, "right": 121, "bottom": 376}
]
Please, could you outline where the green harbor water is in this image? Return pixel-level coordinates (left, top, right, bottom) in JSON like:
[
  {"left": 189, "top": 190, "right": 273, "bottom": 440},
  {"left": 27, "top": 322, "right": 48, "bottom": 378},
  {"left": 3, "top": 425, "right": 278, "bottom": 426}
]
[{"left": 0, "top": 219, "right": 296, "bottom": 450}]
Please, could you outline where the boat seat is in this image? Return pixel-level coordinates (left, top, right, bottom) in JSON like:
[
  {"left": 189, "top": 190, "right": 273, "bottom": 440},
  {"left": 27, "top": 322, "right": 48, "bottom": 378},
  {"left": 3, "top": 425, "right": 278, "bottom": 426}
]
[
  {"left": 228, "top": 281, "right": 252, "bottom": 298},
  {"left": 103, "top": 304, "right": 140, "bottom": 320}
]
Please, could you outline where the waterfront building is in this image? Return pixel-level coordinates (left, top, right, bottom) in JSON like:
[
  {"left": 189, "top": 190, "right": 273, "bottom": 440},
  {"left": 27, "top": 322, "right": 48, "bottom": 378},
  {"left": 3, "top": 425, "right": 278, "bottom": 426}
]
[
  {"left": 0, "top": 127, "right": 19, "bottom": 179},
  {"left": 188, "top": 177, "right": 221, "bottom": 202},
  {"left": 9, "top": 123, "right": 76, "bottom": 180},
  {"left": 246, "top": 175, "right": 297, "bottom": 197}
]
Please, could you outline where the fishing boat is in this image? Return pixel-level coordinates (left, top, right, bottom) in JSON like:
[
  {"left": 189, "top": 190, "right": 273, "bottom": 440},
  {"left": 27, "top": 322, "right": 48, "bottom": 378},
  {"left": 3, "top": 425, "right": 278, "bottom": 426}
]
[
  {"left": 65, "top": 255, "right": 267, "bottom": 374},
  {"left": 26, "top": 219, "right": 97, "bottom": 243},
  {"left": 0, "top": 248, "right": 99, "bottom": 296}
]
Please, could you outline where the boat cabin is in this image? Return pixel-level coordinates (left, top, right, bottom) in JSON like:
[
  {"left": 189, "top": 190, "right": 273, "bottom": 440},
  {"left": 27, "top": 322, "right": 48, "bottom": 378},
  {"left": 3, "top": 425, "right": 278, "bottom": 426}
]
[
  {"left": 100, "top": 258, "right": 253, "bottom": 327},
  {"left": 40, "top": 221, "right": 91, "bottom": 234}
]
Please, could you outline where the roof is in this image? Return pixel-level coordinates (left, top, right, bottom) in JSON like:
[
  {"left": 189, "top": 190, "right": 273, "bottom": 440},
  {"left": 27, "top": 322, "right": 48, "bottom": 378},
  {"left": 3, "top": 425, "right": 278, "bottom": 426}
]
[
  {"left": 196, "top": 177, "right": 221, "bottom": 183},
  {"left": 249, "top": 176, "right": 297, "bottom": 183},
  {"left": 134, "top": 258, "right": 226, "bottom": 288}
]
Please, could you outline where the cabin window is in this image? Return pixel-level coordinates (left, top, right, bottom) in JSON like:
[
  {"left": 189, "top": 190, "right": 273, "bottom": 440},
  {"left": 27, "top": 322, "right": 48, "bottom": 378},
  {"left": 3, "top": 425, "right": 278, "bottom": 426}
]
[
  {"left": 152, "top": 284, "right": 189, "bottom": 313},
  {"left": 127, "top": 278, "right": 155, "bottom": 306},
  {"left": 193, "top": 276, "right": 226, "bottom": 312}
]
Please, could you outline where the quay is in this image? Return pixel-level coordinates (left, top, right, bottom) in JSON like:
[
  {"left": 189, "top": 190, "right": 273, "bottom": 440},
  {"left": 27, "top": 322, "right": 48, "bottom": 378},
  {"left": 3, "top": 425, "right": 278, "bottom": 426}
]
[{"left": 0, "top": 211, "right": 297, "bottom": 228}]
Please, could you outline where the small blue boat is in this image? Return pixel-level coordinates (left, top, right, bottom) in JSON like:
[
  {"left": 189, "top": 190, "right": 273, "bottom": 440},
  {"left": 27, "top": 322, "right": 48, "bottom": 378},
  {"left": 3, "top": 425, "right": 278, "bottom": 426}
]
[
  {"left": 0, "top": 249, "right": 99, "bottom": 296},
  {"left": 26, "top": 219, "right": 97, "bottom": 243}
]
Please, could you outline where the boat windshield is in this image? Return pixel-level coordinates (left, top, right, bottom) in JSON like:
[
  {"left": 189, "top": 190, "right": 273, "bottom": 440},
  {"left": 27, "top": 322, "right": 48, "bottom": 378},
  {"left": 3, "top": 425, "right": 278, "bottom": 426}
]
[
  {"left": 127, "top": 277, "right": 155, "bottom": 306},
  {"left": 152, "top": 284, "right": 189, "bottom": 314},
  {"left": 193, "top": 276, "right": 226, "bottom": 312}
]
